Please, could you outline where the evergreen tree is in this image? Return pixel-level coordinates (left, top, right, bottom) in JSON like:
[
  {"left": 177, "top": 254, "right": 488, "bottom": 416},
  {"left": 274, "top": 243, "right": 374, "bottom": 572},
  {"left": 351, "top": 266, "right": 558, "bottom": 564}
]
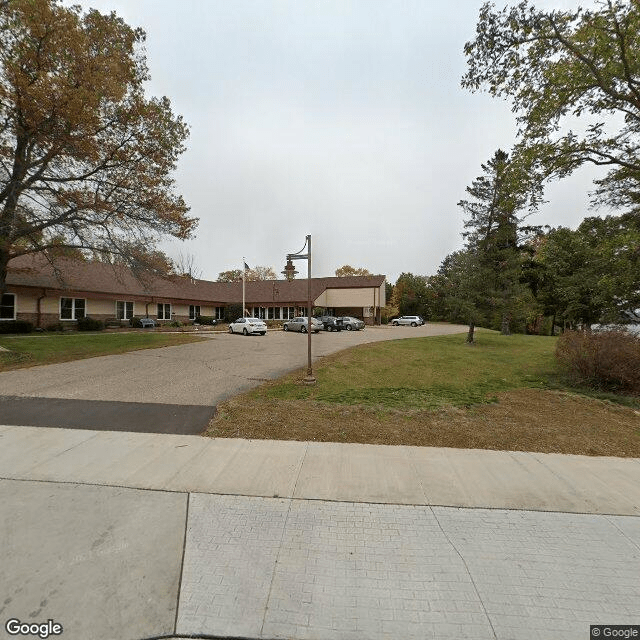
[{"left": 458, "top": 149, "right": 539, "bottom": 335}]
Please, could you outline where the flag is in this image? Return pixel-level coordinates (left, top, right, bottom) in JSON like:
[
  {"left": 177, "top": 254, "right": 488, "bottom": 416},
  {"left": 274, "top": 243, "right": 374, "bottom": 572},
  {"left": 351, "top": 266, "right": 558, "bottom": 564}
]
[{"left": 243, "top": 261, "right": 250, "bottom": 270}]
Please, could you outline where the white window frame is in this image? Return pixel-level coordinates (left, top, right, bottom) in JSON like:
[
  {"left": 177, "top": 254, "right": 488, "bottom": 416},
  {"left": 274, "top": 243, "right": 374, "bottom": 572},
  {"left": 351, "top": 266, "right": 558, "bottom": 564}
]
[
  {"left": 189, "top": 305, "right": 201, "bottom": 320},
  {"left": 157, "top": 303, "right": 171, "bottom": 320},
  {"left": 60, "top": 297, "right": 86, "bottom": 321},
  {"left": 116, "top": 300, "right": 134, "bottom": 320},
  {"left": 0, "top": 293, "right": 16, "bottom": 320}
]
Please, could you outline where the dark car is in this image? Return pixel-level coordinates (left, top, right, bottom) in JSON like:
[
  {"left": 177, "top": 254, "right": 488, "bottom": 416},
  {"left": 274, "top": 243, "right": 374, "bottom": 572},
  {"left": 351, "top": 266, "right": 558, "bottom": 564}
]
[{"left": 318, "top": 315, "right": 343, "bottom": 331}]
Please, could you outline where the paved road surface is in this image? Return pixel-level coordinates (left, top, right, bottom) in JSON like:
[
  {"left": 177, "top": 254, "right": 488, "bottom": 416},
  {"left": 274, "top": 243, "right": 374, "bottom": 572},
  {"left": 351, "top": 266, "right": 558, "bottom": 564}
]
[{"left": 0, "top": 324, "right": 466, "bottom": 432}]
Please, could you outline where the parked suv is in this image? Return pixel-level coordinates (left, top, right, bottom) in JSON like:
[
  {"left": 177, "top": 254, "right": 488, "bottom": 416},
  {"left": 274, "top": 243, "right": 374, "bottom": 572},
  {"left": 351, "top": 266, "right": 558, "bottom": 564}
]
[
  {"left": 392, "top": 316, "right": 425, "bottom": 327},
  {"left": 318, "top": 316, "right": 343, "bottom": 331}
]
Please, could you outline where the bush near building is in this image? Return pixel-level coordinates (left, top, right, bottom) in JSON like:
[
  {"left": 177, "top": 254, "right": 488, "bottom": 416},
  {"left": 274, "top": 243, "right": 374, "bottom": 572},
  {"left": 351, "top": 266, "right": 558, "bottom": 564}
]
[{"left": 0, "top": 320, "right": 34, "bottom": 334}]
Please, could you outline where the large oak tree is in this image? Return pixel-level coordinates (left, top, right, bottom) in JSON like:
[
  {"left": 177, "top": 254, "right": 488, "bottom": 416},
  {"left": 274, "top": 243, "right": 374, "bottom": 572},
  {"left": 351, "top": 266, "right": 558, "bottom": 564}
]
[
  {"left": 463, "top": 1, "right": 640, "bottom": 213},
  {"left": 0, "top": 0, "right": 196, "bottom": 290}
]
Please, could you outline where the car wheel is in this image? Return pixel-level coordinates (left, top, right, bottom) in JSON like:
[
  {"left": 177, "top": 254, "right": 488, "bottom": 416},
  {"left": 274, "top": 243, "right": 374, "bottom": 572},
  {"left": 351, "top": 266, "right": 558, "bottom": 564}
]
[
  {"left": 327, "top": 325, "right": 333, "bottom": 332},
  {"left": 392, "top": 321, "right": 398, "bottom": 326},
  {"left": 228, "top": 326, "right": 233, "bottom": 334},
  {"left": 411, "top": 322, "right": 417, "bottom": 327},
  {"left": 314, "top": 330, "right": 319, "bottom": 333},
  {"left": 346, "top": 324, "right": 352, "bottom": 331},
  {"left": 301, "top": 326, "right": 307, "bottom": 333},
  {"left": 283, "top": 325, "right": 288, "bottom": 331},
  {"left": 260, "top": 332, "right": 266, "bottom": 336}
]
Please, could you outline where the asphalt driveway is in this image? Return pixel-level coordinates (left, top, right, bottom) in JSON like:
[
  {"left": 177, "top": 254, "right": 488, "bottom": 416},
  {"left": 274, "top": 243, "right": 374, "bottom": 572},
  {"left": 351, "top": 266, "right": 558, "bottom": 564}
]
[{"left": 0, "top": 324, "right": 467, "bottom": 433}]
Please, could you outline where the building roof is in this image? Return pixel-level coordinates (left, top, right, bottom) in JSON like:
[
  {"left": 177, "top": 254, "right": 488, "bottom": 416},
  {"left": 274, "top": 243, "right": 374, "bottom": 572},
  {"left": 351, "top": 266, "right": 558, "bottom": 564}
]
[{"left": 6, "top": 254, "right": 385, "bottom": 305}]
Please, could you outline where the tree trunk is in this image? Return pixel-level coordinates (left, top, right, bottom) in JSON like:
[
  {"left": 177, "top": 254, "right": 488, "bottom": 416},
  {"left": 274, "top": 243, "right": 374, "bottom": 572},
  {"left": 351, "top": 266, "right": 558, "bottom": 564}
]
[
  {"left": 501, "top": 312, "right": 511, "bottom": 335},
  {"left": 0, "top": 249, "right": 9, "bottom": 295},
  {"left": 466, "top": 321, "right": 475, "bottom": 344},
  {"left": 550, "top": 313, "right": 556, "bottom": 336}
]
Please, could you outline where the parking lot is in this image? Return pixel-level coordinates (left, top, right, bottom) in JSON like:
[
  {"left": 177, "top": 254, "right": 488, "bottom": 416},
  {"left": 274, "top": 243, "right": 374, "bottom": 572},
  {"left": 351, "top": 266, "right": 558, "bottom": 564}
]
[{"left": 0, "top": 323, "right": 467, "bottom": 432}]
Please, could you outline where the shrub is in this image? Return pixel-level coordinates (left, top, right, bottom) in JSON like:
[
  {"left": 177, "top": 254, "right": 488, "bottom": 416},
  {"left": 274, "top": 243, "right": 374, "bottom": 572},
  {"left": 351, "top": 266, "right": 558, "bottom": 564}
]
[
  {"left": 0, "top": 320, "right": 34, "bottom": 334},
  {"left": 76, "top": 316, "right": 105, "bottom": 331},
  {"left": 46, "top": 322, "right": 64, "bottom": 332},
  {"left": 195, "top": 315, "right": 217, "bottom": 325},
  {"left": 168, "top": 320, "right": 183, "bottom": 327},
  {"left": 555, "top": 329, "right": 640, "bottom": 393},
  {"left": 225, "top": 304, "right": 243, "bottom": 322}
]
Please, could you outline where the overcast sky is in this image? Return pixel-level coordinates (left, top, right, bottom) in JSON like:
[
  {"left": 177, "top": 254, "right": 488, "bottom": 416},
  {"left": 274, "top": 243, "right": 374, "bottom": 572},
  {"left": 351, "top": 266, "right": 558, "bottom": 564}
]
[{"left": 74, "top": 0, "right": 606, "bottom": 282}]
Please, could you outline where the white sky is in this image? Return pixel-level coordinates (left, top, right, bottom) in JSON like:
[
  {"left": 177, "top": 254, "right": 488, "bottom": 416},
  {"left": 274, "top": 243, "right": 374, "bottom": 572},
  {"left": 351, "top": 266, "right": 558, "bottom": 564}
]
[{"left": 73, "top": 0, "right": 607, "bottom": 282}]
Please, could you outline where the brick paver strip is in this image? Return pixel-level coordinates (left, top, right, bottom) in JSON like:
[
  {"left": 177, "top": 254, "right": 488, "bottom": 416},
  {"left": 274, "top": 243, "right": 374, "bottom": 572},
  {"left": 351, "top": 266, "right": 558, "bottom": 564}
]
[{"left": 176, "top": 495, "right": 640, "bottom": 640}]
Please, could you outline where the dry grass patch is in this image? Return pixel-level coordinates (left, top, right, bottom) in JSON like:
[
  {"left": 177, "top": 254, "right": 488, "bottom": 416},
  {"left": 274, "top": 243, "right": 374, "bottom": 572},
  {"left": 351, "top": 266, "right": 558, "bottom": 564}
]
[{"left": 205, "top": 388, "right": 640, "bottom": 457}]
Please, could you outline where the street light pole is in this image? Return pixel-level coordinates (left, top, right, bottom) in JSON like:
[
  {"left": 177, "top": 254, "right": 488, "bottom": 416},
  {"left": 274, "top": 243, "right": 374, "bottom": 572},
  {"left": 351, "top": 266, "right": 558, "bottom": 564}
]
[
  {"left": 282, "top": 234, "right": 316, "bottom": 385},
  {"left": 306, "top": 235, "right": 313, "bottom": 383}
]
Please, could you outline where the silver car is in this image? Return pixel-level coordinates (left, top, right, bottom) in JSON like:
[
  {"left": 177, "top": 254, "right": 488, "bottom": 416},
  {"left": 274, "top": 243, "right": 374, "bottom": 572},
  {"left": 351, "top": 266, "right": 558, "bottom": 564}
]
[
  {"left": 340, "top": 316, "right": 365, "bottom": 331},
  {"left": 283, "top": 317, "right": 323, "bottom": 333},
  {"left": 228, "top": 317, "right": 267, "bottom": 335},
  {"left": 392, "top": 315, "right": 425, "bottom": 327}
]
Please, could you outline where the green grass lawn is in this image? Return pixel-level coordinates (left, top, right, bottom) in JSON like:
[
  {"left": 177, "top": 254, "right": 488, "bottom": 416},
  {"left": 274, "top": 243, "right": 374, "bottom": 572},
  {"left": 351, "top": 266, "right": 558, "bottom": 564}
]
[
  {"left": 207, "top": 331, "right": 640, "bottom": 455},
  {"left": 259, "top": 331, "right": 561, "bottom": 409},
  {"left": 0, "top": 332, "right": 206, "bottom": 370}
]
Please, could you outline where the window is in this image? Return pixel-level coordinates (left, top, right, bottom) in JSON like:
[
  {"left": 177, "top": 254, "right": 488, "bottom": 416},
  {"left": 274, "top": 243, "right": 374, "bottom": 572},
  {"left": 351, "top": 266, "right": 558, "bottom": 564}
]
[
  {"left": 215, "top": 306, "right": 225, "bottom": 319},
  {"left": 0, "top": 293, "right": 15, "bottom": 320},
  {"left": 157, "top": 303, "right": 171, "bottom": 320},
  {"left": 116, "top": 301, "right": 134, "bottom": 320},
  {"left": 282, "top": 306, "right": 295, "bottom": 320},
  {"left": 189, "top": 305, "right": 200, "bottom": 320},
  {"left": 60, "top": 297, "right": 85, "bottom": 320},
  {"left": 267, "top": 307, "right": 275, "bottom": 320}
]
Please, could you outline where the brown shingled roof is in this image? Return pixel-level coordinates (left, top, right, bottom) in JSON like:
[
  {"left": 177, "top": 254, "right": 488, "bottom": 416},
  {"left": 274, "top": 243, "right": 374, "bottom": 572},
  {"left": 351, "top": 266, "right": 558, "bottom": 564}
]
[{"left": 7, "top": 255, "right": 385, "bottom": 306}]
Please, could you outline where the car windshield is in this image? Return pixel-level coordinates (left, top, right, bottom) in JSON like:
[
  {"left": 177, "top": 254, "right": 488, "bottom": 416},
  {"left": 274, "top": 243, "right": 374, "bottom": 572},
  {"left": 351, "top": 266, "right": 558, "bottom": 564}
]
[{"left": 246, "top": 318, "right": 261, "bottom": 322}]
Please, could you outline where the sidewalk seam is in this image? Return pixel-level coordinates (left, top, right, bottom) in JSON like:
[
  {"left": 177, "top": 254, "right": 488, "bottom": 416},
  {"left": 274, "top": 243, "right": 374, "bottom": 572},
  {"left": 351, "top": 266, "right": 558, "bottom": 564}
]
[
  {"left": 403, "top": 445, "right": 430, "bottom": 504},
  {"left": 259, "top": 497, "right": 293, "bottom": 637},
  {"left": 23, "top": 431, "right": 100, "bottom": 473},
  {"left": 0, "top": 475, "right": 638, "bottom": 517},
  {"left": 430, "top": 506, "right": 498, "bottom": 640},
  {"left": 604, "top": 515, "right": 640, "bottom": 553},
  {"left": 173, "top": 492, "right": 191, "bottom": 635}
]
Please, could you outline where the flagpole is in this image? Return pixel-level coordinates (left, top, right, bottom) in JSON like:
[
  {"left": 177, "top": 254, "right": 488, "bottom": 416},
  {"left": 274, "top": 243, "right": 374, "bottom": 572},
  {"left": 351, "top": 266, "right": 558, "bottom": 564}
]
[{"left": 242, "top": 257, "right": 246, "bottom": 316}]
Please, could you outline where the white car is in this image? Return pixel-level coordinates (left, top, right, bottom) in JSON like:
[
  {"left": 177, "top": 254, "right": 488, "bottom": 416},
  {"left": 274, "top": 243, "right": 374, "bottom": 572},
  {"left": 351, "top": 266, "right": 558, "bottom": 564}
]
[
  {"left": 392, "top": 315, "right": 425, "bottom": 327},
  {"left": 228, "top": 317, "right": 267, "bottom": 336}
]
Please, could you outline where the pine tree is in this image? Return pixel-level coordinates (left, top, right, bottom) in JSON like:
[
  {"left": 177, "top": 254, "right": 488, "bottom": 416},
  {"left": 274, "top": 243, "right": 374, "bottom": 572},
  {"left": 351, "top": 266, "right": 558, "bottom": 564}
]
[{"left": 458, "top": 149, "right": 538, "bottom": 335}]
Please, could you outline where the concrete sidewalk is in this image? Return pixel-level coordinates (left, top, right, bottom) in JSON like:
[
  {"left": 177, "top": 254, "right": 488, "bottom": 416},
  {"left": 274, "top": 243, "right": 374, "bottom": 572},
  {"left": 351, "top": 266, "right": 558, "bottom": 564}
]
[
  {"left": 1, "top": 426, "right": 639, "bottom": 640},
  {"left": 1, "top": 425, "right": 639, "bottom": 515}
]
